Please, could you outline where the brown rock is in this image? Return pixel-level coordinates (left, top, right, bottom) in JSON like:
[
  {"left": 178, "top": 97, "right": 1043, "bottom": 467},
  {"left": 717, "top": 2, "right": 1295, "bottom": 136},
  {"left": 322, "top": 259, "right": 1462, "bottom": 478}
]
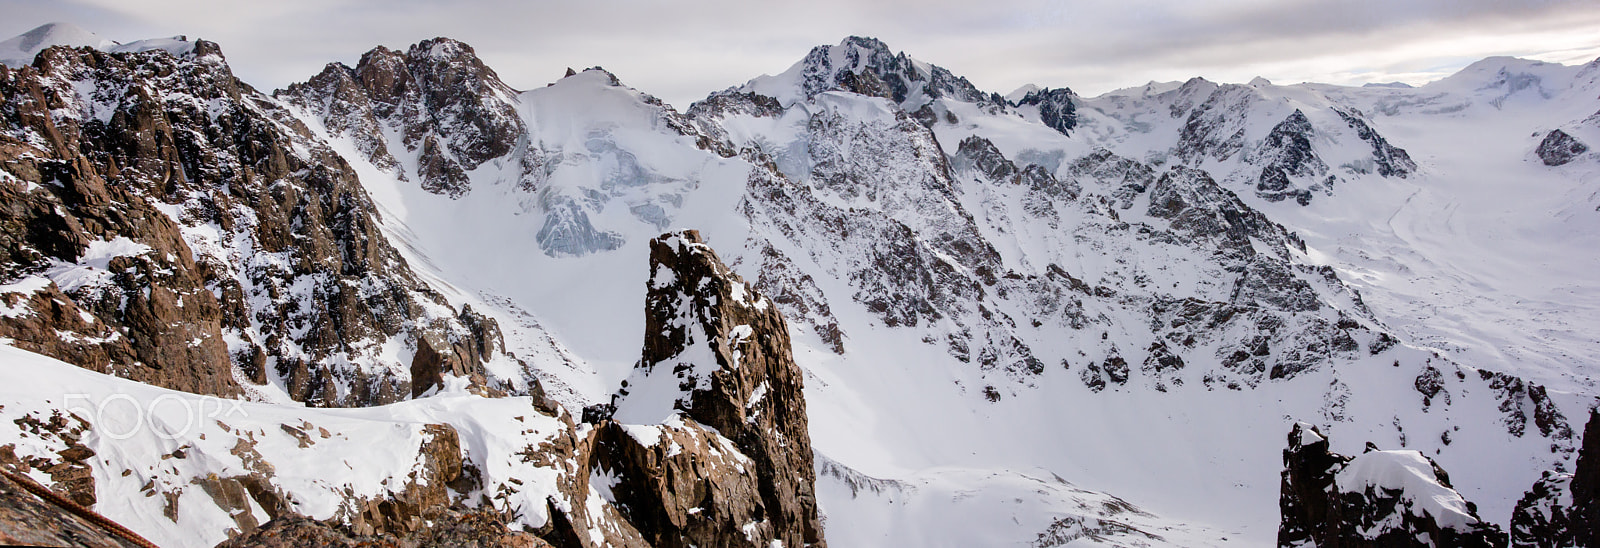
[
  {"left": 603, "top": 230, "right": 825, "bottom": 547},
  {"left": 0, "top": 40, "right": 527, "bottom": 407}
]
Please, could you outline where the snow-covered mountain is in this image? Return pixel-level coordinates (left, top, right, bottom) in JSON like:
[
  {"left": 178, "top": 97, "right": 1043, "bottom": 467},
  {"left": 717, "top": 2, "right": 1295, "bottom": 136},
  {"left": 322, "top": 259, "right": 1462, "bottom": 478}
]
[{"left": 0, "top": 23, "right": 1597, "bottom": 547}]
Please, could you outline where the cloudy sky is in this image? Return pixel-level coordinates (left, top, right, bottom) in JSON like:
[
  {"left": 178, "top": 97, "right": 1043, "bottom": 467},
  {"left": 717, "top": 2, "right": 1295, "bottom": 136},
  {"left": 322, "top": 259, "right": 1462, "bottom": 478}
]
[{"left": 2, "top": 0, "right": 1598, "bottom": 108}]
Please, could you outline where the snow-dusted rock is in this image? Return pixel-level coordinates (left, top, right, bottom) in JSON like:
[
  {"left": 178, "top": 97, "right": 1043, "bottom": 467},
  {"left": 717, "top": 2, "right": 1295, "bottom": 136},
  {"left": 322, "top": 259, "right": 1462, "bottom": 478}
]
[
  {"left": 1511, "top": 409, "right": 1600, "bottom": 547},
  {"left": 0, "top": 37, "right": 526, "bottom": 406},
  {"left": 1279, "top": 423, "right": 1506, "bottom": 547},
  {"left": 278, "top": 38, "right": 524, "bottom": 198},
  {"left": 1537, "top": 129, "right": 1589, "bottom": 166},
  {"left": 597, "top": 230, "right": 825, "bottom": 548}
]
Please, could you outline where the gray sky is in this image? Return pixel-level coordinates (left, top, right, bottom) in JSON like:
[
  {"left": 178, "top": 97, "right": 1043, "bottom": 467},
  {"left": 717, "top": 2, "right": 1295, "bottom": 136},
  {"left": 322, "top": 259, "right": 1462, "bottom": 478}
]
[{"left": 3, "top": 0, "right": 1598, "bottom": 108}]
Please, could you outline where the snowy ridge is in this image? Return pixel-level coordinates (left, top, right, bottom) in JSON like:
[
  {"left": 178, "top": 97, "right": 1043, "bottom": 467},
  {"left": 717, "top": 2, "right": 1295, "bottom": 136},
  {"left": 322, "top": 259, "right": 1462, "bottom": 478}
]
[
  {"left": 1334, "top": 450, "right": 1480, "bottom": 532},
  {"left": 0, "top": 22, "right": 197, "bottom": 68},
  {"left": 0, "top": 344, "right": 583, "bottom": 547}
]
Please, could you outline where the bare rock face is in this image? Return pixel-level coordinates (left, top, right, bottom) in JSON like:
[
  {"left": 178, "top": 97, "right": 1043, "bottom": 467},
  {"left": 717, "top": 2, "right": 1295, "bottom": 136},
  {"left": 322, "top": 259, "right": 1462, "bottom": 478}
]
[
  {"left": 1537, "top": 129, "right": 1588, "bottom": 166},
  {"left": 0, "top": 41, "right": 520, "bottom": 406},
  {"left": 1279, "top": 423, "right": 1506, "bottom": 547},
  {"left": 795, "top": 36, "right": 994, "bottom": 109},
  {"left": 596, "top": 230, "right": 825, "bottom": 548},
  {"left": 1511, "top": 409, "right": 1600, "bottom": 547},
  {"left": 278, "top": 38, "right": 524, "bottom": 198},
  {"left": 1011, "top": 86, "right": 1078, "bottom": 136},
  {"left": 1251, "top": 110, "right": 1322, "bottom": 205}
]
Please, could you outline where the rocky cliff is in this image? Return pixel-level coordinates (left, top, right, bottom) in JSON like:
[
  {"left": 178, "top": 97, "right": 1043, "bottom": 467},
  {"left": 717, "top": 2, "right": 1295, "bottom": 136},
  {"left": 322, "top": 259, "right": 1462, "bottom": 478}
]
[
  {"left": 595, "top": 230, "right": 825, "bottom": 548},
  {"left": 1511, "top": 409, "right": 1600, "bottom": 547},
  {"left": 0, "top": 39, "right": 523, "bottom": 406},
  {"left": 1279, "top": 423, "right": 1506, "bottom": 547}
]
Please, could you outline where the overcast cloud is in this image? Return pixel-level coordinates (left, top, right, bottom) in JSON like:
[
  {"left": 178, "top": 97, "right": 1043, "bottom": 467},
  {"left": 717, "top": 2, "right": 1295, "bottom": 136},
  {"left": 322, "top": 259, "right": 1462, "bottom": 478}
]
[{"left": 2, "top": 0, "right": 1597, "bottom": 108}]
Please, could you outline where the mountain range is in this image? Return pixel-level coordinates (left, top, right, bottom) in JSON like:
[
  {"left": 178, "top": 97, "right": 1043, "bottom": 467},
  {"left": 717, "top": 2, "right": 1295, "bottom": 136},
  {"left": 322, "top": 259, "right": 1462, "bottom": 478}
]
[{"left": 0, "top": 21, "right": 1597, "bottom": 547}]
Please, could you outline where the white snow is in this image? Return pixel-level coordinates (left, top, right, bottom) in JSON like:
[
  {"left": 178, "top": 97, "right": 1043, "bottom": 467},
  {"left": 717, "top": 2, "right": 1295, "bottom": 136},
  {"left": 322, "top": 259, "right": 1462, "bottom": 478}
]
[
  {"left": 0, "top": 23, "right": 198, "bottom": 68},
  {"left": 0, "top": 22, "right": 117, "bottom": 67},
  {"left": 1335, "top": 450, "right": 1479, "bottom": 532},
  {"left": 44, "top": 237, "right": 152, "bottom": 293},
  {"left": 0, "top": 343, "right": 578, "bottom": 547}
]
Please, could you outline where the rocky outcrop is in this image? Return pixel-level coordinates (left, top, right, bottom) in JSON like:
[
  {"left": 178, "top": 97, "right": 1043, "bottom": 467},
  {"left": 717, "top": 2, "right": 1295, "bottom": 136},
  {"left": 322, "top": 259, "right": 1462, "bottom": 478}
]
[
  {"left": 1511, "top": 409, "right": 1600, "bottom": 547},
  {"left": 594, "top": 230, "right": 825, "bottom": 548},
  {"left": 1279, "top": 423, "right": 1505, "bottom": 547},
  {"left": 277, "top": 38, "right": 524, "bottom": 198},
  {"left": 1011, "top": 86, "right": 1078, "bottom": 136},
  {"left": 1251, "top": 110, "right": 1323, "bottom": 205},
  {"left": 1334, "top": 107, "right": 1416, "bottom": 178},
  {"left": 0, "top": 41, "right": 522, "bottom": 406},
  {"left": 1537, "top": 129, "right": 1588, "bottom": 166},
  {"left": 1173, "top": 82, "right": 1254, "bottom": 164},
  {"left": 792, "top": 36, "right": 994, "bottom": 109}
]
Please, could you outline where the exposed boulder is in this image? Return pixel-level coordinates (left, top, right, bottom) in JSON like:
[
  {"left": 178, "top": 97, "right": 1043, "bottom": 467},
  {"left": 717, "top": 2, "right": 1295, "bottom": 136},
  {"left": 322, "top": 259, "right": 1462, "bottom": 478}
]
[
  {"left": 1537, "top": 129, "right": 1588, "bottom": 166},
  {"left": 1279, "top": 422, "right": 1505, "bottom": 547},
  {"left": 597, "top": 230, "right": 826, "bottom": 547}
]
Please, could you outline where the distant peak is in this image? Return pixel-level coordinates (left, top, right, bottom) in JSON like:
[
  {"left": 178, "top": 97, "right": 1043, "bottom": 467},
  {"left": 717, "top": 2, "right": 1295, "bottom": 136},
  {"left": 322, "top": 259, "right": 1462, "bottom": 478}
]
[
  {"left": 839, "top": 35, "right": 892, "bottom": 53},
  {"left": 1249, "top": 76, "right": 1272, "bottom": 87},
  {"left": 580, "top": 66, "right": 623, "bottom": 86},
  {"left": 16, "top": 22, "right": 95, "bottom": 51},
  {"left": 1005, "top": 84, "right": 1041, "bottom": 104},
  {"left": 0, "top": 21, "right": 119, "bottom": 67},
  {"left": 409, "top": 37, "right": 477, "bottom": 62}
]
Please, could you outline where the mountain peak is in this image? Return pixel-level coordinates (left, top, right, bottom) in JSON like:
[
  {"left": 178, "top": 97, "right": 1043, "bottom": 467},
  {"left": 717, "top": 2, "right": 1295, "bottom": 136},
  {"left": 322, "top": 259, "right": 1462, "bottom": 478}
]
[
  {"left": 739, "top": 35, "right": 995, "bottom": 111},
  {"left": 1006, "top": 83, "right": 1041, "bottom": 104},
  {"left": 0, "top": 21, "right": 117, "bottom": 67}
]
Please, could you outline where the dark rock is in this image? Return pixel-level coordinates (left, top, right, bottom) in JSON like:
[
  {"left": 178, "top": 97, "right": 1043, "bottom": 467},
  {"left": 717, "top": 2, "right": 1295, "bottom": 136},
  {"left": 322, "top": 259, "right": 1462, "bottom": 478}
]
[
  {"left": 1173, "top": 84, "right": 1253, "bottom": 164},
  {"left": 1537, "top": 129, "right": 1588, "bottom": 166},
  {"left": 1012, "top": 87, "right": 1077, "bottom": 136},
  {"left": 1512, "top": 408, "right": 1600, "bottom": 547},
  {"left": 214, "top": 509, "right": 552, "bottom": 548},
  {"left": 278, "top": 38, "right": 524, "bottom": 198},
  {"left": 1414, "top": 365, "right": 1449, "bottom": 408},
  {"left": 1251, "top": 110, "right": 1326, "bottom": 204},
  {"left": 1334, "top": 107, "right": 1416, "bottom": 177},
  {"left": 1279, "top": 422, "right": 1506, "bottom": 547},
  {"left": 793, "top": 36, "right": 995, "bottom": 109},
  {"left": 1480, "top": 370, "right": 1575, "bottom": 440}
]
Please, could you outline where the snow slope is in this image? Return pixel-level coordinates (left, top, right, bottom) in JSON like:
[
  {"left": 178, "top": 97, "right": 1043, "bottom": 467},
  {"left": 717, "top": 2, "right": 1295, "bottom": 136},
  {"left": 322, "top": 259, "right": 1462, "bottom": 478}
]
[
  {"left": 0, "top": 344, "right": 586, "bottom": 547},
  {"left": 0, "top": 22, "right": 196, "bottom": 68}
]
